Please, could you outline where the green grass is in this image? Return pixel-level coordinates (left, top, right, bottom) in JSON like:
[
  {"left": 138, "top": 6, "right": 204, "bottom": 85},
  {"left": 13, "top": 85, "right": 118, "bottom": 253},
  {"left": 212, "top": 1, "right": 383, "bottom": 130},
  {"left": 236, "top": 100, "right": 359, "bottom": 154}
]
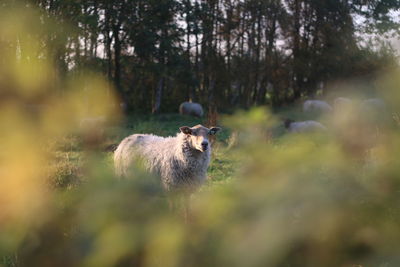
[
  {"left": 9, "top": 104, "right": 400, "bottom": 266},
  {"left": 48, "top": 105, "right": 331, "bottom": 191},
  {"left": 49, "top": 113, "right": 236, "bottom": 190},
  {"left": 1, "top": 254, "right": 18, "bottom": 267}
]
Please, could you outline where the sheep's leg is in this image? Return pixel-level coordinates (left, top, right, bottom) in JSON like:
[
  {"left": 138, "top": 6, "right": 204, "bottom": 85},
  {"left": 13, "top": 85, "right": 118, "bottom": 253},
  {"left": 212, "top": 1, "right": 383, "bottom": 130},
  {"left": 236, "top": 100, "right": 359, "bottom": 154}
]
[
  {"left": 167, "top": 196, "right": 175, "bottom": 210},
  {"left": 166, "top": 192, "right": 182, "bottom": 213},
  {"left": 167, "top": 192, "right": 192, "bottom": 223},
  {"left": 166, "top": 191, "right": 177, "bottom": 210}
]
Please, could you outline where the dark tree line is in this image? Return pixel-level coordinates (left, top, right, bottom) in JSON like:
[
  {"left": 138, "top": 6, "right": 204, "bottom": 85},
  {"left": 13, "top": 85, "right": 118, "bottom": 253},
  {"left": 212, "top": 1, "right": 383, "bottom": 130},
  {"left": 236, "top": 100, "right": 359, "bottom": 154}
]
[{"left": 5, "top": 0, "right": 400, "bottom": 113}]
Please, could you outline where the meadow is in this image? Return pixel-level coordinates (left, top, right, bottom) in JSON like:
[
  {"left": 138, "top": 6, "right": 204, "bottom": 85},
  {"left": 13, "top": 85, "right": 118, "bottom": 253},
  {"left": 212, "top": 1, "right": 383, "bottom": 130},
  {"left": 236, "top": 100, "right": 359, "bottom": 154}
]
[
  {"left": 49, "top": 104, "right": 322, "bottom": 191},
  {"left": 2, "top": 2, "right": 400, "bottom": 266},
  {"left": 49, "top": 112, "right": 233, "bottom": 190},
  {"left": 15, "top": 97, "right": 393, "bottom": 267},
  {"left": 4, "top": 92, "right": 400, "bottom": 267}
]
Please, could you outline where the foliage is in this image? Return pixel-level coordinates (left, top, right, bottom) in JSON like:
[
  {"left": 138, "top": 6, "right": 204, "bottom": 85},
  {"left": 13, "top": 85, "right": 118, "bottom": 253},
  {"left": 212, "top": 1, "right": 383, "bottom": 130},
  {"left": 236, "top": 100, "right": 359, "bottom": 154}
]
[
  {"left": 2, "top": 3, "right": 400, "bottom": 267},
  {"left": 4, "top": 0, "right": 398, "bottom": 112}
]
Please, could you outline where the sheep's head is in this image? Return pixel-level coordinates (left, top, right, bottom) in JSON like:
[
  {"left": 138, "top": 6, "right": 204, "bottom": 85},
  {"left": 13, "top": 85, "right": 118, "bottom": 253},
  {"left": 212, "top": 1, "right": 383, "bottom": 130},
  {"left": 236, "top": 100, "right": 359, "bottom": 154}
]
[
  {"left": 283, "top": 119, "right": 294, "bottom": 129},
  {"left": 180, "top": 124, "right": 221, "bottom": 152}
]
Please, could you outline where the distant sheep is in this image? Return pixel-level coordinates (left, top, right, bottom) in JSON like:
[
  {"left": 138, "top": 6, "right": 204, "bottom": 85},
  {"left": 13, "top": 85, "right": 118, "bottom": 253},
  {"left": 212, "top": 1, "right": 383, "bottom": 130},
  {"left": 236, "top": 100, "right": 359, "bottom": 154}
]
[
  {"left": 284, "top": 119, "right": 327, "bottom": 133},
  {"left": 114, "top": 124, "right": 221, "bottom": 194},
  {"left": 179, "top": 102, "right": 204, "bottom": 117},
  {"left": 303, "top": 100, "right": 332, "bottom": 113}
]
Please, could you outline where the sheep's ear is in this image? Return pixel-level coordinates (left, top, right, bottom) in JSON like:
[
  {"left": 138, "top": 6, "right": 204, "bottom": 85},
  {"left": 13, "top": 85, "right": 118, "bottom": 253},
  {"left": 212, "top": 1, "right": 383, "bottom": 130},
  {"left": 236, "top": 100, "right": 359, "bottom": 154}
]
[
  {"left": 180, "top": 126, "right": 192, "bottom": 135},
  {"left": 209, "top": 127, "right": 221, "bottom": 135}
]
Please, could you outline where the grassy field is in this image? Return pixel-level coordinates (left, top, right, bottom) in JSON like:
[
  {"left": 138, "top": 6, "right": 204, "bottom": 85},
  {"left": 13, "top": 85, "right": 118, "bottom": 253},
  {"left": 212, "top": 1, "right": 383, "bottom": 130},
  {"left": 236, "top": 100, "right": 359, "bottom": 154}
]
[
  {"left": 49, "top": 112, "right": 236, "bottom": 190},
  {"left": 5, "top": 101, "right": 400, "bottom": 266},
  {"left": 49, "top": 104, "right": 329, "bottom": 191}
]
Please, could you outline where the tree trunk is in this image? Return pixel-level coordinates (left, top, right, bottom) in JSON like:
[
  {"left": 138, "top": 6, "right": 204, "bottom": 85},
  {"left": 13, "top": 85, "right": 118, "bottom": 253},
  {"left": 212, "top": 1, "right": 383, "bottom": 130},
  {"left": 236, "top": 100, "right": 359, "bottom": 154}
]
[
  {"left": 252, "top": 9, "right": 262, "bottom": 105},
  {"left": 113, "top": 23, "right": 123, "bottom": 98},
  {"left": 185, "top": 0, "right": 194, "bottom": 101},
  {"left": 152, "top": 77, "right": 164, "bottom": 114},
  {"left": 292, "top": 0, "right": 302, "bottom": 100},
  {"left": 104, "top": 8, "right": 113, "bottom": 82}
]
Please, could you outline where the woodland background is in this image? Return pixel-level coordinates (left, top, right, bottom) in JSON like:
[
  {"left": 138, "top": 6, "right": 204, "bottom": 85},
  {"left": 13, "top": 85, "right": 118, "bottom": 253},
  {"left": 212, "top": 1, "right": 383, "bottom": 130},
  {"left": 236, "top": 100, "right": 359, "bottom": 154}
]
[{"left": 5, "top": 0, "right": 400, "bottom": 114}]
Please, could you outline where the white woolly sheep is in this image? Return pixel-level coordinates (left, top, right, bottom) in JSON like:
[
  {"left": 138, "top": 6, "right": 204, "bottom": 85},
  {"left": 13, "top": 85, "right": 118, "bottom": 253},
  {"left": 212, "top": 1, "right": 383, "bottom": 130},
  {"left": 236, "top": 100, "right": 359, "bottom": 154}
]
[
  {"left": 284, "top": 119, "right": 327, "bottom": 133},
  {"left": 179, "top": 102, "right": 204, "bottom": 117},
  {"left": 114, "top": 124, "right": 221, "bottom": 194},
  {"left": 303, "top": 100, "right": 332, "bottom": 113}
]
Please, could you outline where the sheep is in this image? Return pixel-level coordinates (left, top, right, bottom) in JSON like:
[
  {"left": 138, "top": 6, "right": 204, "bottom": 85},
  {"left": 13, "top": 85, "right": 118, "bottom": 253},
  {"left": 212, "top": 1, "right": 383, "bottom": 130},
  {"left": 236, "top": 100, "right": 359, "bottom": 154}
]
[
  {"left": 114, "top": 124, "right": 221, "bottom": 194},
  {"left": 284, "top": 119, "right": 327, "bottom": 133},
  {"left": 179, "top": 102, "right": 204, "bottom": 117},
  {"left": 303, "top": 100, "right": 332, "bottom": 113}
]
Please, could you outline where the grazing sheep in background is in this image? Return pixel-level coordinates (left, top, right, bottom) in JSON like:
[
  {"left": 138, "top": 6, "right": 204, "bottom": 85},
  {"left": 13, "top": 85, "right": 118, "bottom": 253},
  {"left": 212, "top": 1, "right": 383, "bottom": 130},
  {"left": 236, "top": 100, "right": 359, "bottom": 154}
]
[
  {"left": 303, "top": 100, "right": 332, "bottom": 113},
  {"left": 284, "top": 119, "right": 327, "bottom": 133},
  {"left": 333, "top": 97, "right": 352, "bottom": 111},
  {"left": 114, "top": 124, "right": 221, "bottom": 195},
  {"left": 179, "top": 102, "right": 204, "bottom": 117}
]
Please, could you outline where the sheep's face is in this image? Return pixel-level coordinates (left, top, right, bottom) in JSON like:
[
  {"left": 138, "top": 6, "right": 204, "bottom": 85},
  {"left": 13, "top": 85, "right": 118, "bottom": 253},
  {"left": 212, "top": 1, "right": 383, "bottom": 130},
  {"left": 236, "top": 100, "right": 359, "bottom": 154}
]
[
  {"left": 283, "top": 119, "right": 294, "bottom": 129},
  {"left": 180, "top": 124, "right": 221, "bottom": 152}
]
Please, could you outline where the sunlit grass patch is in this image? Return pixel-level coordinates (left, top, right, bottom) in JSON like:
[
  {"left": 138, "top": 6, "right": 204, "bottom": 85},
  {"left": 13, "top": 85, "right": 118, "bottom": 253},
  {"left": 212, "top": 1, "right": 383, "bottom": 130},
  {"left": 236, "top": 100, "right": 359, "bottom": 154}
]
[
  {"left": 207, "top": 145, "right": 237, "bottom": 186},
  {"left": 47, "top": 150, "right": 83, "bottom": 189},
  {"left": 45, "top": 113, "right": 235, "bottom": 191}
]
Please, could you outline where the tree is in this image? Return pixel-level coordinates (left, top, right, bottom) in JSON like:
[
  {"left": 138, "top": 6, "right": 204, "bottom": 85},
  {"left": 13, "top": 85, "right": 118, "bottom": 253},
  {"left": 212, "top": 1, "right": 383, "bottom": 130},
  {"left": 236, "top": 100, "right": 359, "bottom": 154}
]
[{"left": 18, "top": 0, "right": 400, "bottom": 111}]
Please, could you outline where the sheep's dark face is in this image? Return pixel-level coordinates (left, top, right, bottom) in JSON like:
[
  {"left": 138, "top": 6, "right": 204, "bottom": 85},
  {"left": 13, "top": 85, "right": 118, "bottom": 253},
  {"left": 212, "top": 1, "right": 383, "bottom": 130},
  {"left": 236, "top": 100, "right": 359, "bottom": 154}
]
[
  {"left": 283, "top": 119, "right": 294, "bottom": 129},
  {"left": 180, "top": 124, "right": 221, "bottom": 152}
]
